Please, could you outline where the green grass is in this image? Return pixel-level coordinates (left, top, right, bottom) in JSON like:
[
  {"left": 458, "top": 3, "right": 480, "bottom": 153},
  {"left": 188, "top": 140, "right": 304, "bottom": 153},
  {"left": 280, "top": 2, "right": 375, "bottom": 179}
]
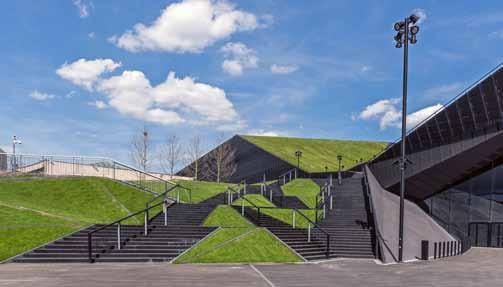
[
  {"left": 174, "top": 227, "right": 301, "bottom": 263},
  {"left": 262, "top": 208, "right": 319, "bottom": 228},
  {"left": 203, "top": 205, "right": 253, "bottom": 228},
  {"left": 241, "top": 135, "right": 388, "bottom": 172},
  {"left": 282, "top": 179, "right": 321, "bottom": 208},
  {"left": 233, "top": 194, "right": 276, "bottom": 207},
  {"left": 0, "top": 205, "right": 84, "bottom": 261},
  {"left": 172, "top": 180, "right": 229, "bottom": 203},
  {"left": 0, "top": 176, "right": 156, "bottom": 261}
]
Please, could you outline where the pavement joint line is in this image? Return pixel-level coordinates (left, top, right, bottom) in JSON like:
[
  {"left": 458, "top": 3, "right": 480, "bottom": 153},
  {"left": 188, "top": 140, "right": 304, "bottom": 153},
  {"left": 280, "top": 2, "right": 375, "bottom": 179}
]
[{"left": 249, "top": 264, "right": 276, "bottom": 287}]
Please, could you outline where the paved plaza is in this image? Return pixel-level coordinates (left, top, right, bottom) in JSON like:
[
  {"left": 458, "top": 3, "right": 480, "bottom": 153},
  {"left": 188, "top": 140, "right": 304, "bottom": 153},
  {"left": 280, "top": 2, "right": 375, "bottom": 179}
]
[{"left": 0, "top": 248, "right": 501, "bottom": 287}]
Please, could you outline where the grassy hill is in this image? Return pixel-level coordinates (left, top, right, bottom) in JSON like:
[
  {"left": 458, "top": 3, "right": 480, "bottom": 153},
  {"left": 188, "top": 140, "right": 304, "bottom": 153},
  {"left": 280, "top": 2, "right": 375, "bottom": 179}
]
[
  {"left": 241, "top": 135, "right": 388, "bottom": 172},
  {"left": 0, "top": 176, "right": 155, "bottom": 261}
]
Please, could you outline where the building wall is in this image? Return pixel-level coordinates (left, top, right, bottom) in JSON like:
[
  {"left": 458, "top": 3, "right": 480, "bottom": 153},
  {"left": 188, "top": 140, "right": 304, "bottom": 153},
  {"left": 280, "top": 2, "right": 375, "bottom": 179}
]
[
  {"left": 421, "top": 163, "right": 503, "bottom": 246},
  {"left": 177, "top": 135, "right": 296, "bottom": 183}
]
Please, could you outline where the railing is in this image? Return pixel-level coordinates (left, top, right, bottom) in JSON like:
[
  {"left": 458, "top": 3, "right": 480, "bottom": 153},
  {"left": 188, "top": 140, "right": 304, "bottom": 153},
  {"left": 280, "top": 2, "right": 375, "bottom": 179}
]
[
  {"left": 314, "top": 182, "right": 333, "bottom": 223},
  {"left": 468, "top": 221, "right": 503, "bottom": 248},
  {"left": 0, "top": 153, "right": 178, "bottom": 195},
  {"left": 278, "top": 168, "right": 297, "bottom": 186},
  {"left": 293, "top": 208, "right": 331, "bottom": 258},
  {"left": 87, "top": 199, "right": 173, "bottom": 263},
  {"left": 420, "top": 238, "right": 470, "bottom": 260}
]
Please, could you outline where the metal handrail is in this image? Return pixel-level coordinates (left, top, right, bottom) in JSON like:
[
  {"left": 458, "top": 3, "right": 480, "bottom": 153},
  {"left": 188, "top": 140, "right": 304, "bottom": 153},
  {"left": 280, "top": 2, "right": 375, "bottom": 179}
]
[
  {"left": 87, "top": 200, "right": 170, "bottom": 263},
  {"left": 371, "top": 63, "right": 503, "bottom": 162},
  {"left": 294, "top": 208, "right": 331, "bottom": 258}
]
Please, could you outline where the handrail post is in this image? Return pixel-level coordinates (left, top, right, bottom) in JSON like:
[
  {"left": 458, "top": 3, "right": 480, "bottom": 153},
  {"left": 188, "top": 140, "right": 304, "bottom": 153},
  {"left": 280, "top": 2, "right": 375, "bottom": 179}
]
[
  {"left": 164, "top": 201, "right": 168, "bottom": 226},
  {"left": 330, "top": 195, "right": 333, "bottom": 210},
  {"left": 308, "top": 224, "right": 311, "bottom": 242},
  {"left": 244, "top": 181, "right": 247, "bottom": 194},
  {"left": 176, "top": 190, "right": 180, "bottom": 203},
  {"left": 292, "top": 210, "right": 296, "bottom": 229},
  {"left": 295, "top": 168, "right": 297, "bottom": 179},
  {"left": 88, "top": 233, "right": 93, "bottom": 263},
  {"left": 326, "top": 234, "right": 330, "bottom": 258},
  {"left": 241, "top": 198, "right": 245, "bottom": 216},
  {"left": 269, "top": 188, "right": 273, "bottom": 202},
  {"left": 144, "top": 210, "right": 148, "bottom": 235},
  {"left": 117, "top": 222, "right": 121, "bottom": 250}
]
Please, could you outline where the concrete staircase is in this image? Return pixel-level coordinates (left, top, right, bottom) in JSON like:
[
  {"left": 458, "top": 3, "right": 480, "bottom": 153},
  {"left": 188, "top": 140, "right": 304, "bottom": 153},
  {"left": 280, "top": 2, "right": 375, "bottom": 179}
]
[
  {"left": 318, "top": 176, "right": 375, "bottom": 259},
  {"left": 12, "top": 203, "right": 217, "bottom": 263}
]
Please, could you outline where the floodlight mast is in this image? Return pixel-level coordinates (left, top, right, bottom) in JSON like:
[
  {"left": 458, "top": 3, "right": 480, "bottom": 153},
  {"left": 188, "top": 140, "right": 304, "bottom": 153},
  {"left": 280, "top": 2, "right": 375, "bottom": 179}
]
[{"left": 393, "top": 14, "right": 420, "bottom": 263}]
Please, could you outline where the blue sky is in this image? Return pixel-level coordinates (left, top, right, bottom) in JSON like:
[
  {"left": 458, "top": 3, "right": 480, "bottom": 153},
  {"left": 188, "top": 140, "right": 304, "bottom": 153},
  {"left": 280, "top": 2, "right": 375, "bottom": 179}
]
[{"left": 2, "top": 0, "right": 503, "bottom": 166}]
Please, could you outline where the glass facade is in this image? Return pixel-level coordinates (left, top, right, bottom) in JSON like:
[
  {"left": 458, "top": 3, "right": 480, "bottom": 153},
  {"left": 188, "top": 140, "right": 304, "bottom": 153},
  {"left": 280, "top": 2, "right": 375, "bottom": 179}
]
[{"left": 422, "top": 164, "right": 503, "bottom": 247}]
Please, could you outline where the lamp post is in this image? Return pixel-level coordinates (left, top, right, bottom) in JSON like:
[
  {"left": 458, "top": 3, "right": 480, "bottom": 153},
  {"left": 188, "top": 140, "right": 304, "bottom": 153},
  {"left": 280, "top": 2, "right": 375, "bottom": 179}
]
[
  {"left": 12, "top": 135, "right": 22, "bottom": 172},
  {"left": 295, "top": 150, "right": 302, "bottom": 171},
  {"left": 393, "top": 13, "right": 420, "bottom": 262},
  {"left": 337, "top": 155, "right": 342, "bottom": 185}
]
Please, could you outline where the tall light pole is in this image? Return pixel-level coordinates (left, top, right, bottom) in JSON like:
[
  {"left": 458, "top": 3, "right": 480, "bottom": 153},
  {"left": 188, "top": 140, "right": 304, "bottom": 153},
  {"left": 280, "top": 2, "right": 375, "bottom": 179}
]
[
  {"left": 12, "top": 135, "right": 22, "bottom": 172},
  {"left": 393, "top": 14, "right": 420, "bottom": 262},
  {"left": 295, "top": 150, "right": 302, "bottom": 170},
  {"left": 337, "top": 155, "right": 342, "bottom": 185}
]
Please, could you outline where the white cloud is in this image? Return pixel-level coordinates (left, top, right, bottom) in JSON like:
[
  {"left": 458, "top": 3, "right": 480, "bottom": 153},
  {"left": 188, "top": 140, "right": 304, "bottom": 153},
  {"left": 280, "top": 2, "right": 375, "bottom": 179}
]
[
  {"left": 29, "top": 90, "right": 56, "bottom": 101},
  {"left": 247, "top": 129, "right": 281, "bottom": 137},
  {"left": 94, "top": 70, "right": 239, "bottom": 127},
  {"left": 111, "top": 0, "right": 260, "bottom": 53},
  {"left": 56, "top": 58, "right": 121, "bottom": 91},
  {"left": 424, "top": 82, "right": 464, "bottom": 100},
  {"left": 412, "top": 8, "right": 427, "bottom": 24},
  {"left": 270, "top": 64, "right": 298, "bottom": 74},
  {"left": 65, "top": 91, "right": 78, "bottom": 99},
  {"left": 73, "top": 0, "right": 91, "bottom": 18},
  {"left": 406, "top": 104, "right": 443, "bottom": 128},
  {"left": 356, "top": 98, "right": 442, "bottom": 130},
  {"left": 88, "top": 32, "right": 95, "bottom": 39},
  {"left": 89, "top": 100, "right": 108, "bottom": 109},
  {"left": 221, "top": 42, "right": 258, "bottom": 76}
]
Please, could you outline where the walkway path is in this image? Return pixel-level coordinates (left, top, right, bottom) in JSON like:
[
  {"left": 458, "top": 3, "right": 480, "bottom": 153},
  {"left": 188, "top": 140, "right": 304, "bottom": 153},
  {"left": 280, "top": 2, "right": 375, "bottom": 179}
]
[{"left": 1, "top": 248, "right": 502, "bottom": 287}]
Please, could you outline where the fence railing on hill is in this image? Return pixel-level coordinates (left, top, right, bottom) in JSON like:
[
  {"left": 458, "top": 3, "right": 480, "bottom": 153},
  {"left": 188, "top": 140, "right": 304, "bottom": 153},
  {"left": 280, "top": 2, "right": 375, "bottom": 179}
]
[{"left": 0, "top": 153, "right": 183, "bottom": 195}]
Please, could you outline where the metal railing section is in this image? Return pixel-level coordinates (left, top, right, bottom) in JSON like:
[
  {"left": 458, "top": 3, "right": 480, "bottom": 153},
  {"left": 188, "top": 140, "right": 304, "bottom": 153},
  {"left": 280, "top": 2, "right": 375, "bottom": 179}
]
[
  {"left": 87, "top": 199, "right": 174, "bottom": 263},
  {"left": 278, "top": 168, "right": 297, "bottom": 186},
  {"left": 0, "top": 153, "right": 178, "bottom": 195},
  {"left": 293, "top": 208, "right": 331, "bottom": 258}
]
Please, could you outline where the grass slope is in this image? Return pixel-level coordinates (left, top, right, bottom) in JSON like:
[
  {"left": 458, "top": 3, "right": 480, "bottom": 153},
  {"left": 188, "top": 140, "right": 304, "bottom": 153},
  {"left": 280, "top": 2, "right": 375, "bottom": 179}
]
[
  {"left": 281, "top": 179, "right": 320, "bottom": 208},
  {"left": 172, "top": 180, "right": 229, "bottom": 203},
  {"left": 0, "top": 176, "right": 155, "bottom": 261},
  {"left": 203, "top": 205, "right": 253, "bottom": 228},
  {"left": 242, "top": 135, "right": 388, "bottom": 172},
  {"left": 174, "top": 228, "right": 301, "bottom": 263}
]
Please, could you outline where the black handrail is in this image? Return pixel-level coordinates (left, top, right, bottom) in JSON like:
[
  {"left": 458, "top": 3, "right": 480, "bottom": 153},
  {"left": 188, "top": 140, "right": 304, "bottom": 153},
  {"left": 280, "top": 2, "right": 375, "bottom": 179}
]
[
  {"left": 87, "top": 200, "right": 168, "bottom": 263},
  {"left": 294, "top": 208, "right": 331, "bottom": 258}
]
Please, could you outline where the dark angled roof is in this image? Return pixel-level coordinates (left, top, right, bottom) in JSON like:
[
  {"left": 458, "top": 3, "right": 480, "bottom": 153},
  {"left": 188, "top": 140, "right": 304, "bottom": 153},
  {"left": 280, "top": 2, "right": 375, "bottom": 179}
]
[{"left": 370, "top": 64, "right": 503, "bottom": 201}]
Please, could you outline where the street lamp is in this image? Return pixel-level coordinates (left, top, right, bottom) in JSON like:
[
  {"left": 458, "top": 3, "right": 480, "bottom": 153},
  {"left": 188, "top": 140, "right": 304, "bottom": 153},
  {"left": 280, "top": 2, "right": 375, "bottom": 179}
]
[
  {"left": 337, "top": 155, "right": 342, "bottom": 185},
  {"left": 12, "top": 135, "right": 22, "bottom": 172},
  {"left": 295, "top": 150, "right": 302, "bottom": 170},
  {"left": 393, "top": 13, "right": 420, "bottom": 262}
]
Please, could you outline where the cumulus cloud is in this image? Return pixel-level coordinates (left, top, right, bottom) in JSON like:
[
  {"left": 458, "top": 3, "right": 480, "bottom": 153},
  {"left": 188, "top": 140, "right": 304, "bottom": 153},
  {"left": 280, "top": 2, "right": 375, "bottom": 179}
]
[
  {"left": 111, "top": 0, "right": 260, "bottom": 53},
  {"left": 95, "top": 70, "right": 240, "bottom": 127},
  {"left": 270, "top": 64, "right": 298, "bottom": 74},
  {"left": 356, "top": 98, "right": 442, "bottom": 130},
  {"left": 221, "top": 42, "right": 258, "bottom": 76},
  {"left": 56, "top": 58, "right": 121, "bottom": 91},
  {"left": 73, "top": 0, "right": 91, "bottom": 18},
  {"left": 29, "top": 90, "right": 56, "bottom": 101}
]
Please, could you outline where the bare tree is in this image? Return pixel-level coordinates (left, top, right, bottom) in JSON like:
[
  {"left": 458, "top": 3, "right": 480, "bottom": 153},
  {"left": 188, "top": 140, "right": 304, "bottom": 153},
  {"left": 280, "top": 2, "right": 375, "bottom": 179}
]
[
  {"left": 206, "top": 134, "right": 237, "bottom": 183},
  {"left": 130, "top": 126, "right": 151, "bottom": 172},
  {"left": 186, "top": 134, "right": 203, "bottom": 180},
  {"left": 159, "top": 134, "right": 182, "bottom": 178}
]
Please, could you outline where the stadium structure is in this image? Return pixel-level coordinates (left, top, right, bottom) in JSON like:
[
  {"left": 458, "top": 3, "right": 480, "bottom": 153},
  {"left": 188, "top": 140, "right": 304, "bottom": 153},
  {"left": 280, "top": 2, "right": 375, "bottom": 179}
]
[{"left": 5, "top": 65, "right": 503, "bottom": 264}]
